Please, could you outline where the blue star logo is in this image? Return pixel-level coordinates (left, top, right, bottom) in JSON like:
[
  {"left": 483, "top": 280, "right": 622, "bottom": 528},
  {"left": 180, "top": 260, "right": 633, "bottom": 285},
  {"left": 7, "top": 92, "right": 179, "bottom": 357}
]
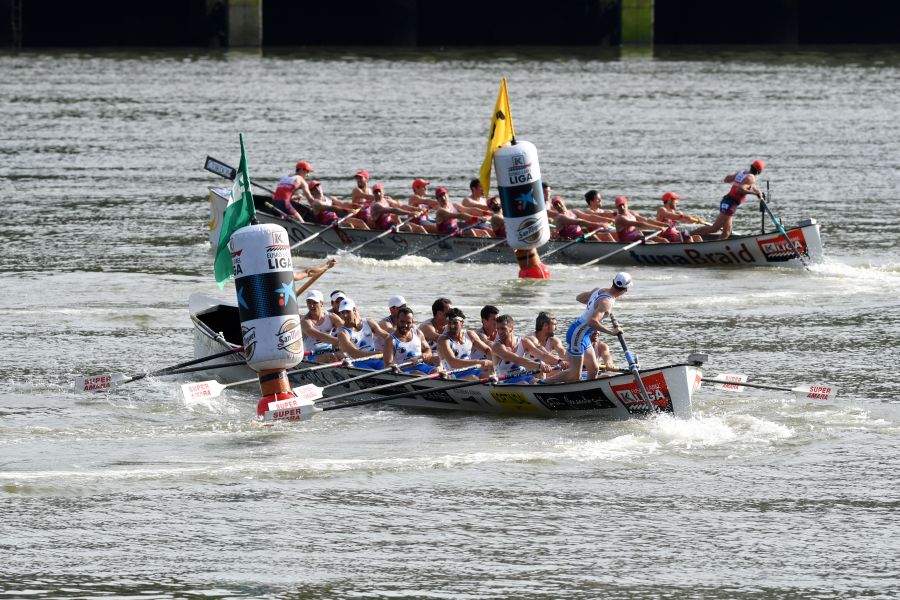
[
  {"left": 516, "top": 188, "right": 537, "bottom": 209},
  {"left": 275, "top": 281, "right": 298, "bottom": 307},
  {"left": 236, "top": 286, "right": 248, "bottom": 310}
]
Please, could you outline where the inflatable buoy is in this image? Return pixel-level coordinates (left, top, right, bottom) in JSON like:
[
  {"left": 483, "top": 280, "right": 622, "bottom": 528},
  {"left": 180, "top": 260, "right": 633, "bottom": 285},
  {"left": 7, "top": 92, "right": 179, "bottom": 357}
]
[{"left": 493, "top": 140, "right": 550, "bottom": 250}]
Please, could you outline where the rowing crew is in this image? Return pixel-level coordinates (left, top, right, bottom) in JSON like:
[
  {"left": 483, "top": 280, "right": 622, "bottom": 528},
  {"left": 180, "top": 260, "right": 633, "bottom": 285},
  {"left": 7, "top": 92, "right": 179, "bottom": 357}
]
[{"left": 297, "top": 273, "right": 634, "bottom": 384}]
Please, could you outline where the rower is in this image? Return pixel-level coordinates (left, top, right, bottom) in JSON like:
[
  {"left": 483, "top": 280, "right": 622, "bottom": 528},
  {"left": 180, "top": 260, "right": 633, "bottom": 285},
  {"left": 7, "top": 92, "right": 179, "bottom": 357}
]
[
  {"left": 546, "top": 272, "right": 632, "bottom": 383},
  {"left": 614, "top": 196, "right": 669, "bottom": 244},
  {"left": 436, "top": 308, "right": 494, "bottom": 379},
  {"left": 309, "top": 180, "right": 369, "bottom": 229},
  {"left": 470, "top": 304, "right": 499, "bottom": 360},
  {"left": 377, "top": 295, "right": 408, "bottom": 338},
  {"left": 419, "top": 297, "right": 453, "bottom": 353},
  {"left": 491, "top": 315, "right": 553, "bottom": 384},
  {"left": 461, "top": 178, "right": 489, "bottom": 210},
  {"left": 434, "top": 187, "right": 491, "bottom": 238},
  {"left": 550, "top": 196, "right": 614, "bottom": 242},
  {"left": 577, "top": 190, "right": 617, "bottom": 229},
  {"left": 656, "top": 191, "right": 702, "bottom": 243},
  {"left": 692, "top": 159, "right": 766, "bottom": 240},
  {"left": 371, "top": 184, "right": 427, "bottom": 233},
  {"left": 408, "top": 178, "right": 438, "bottom": 233},
  {"left": 329, "top": 290, "right": 347, "bottom": 314},
  {"left": 300, "top": 290, "right": 344, "bottom": 362},
  {"left": 383, "top": 307, "right": 440, "bottom": 375},
  {"left": 272, "top": 161, "right": 315, "bottom": 218},
  {"left": 487, "top": 198, "right": 505, "bottom": 238},
  {"left": 336, "top": 298, "right": 388, "bottom": 370},
  {"left": 522, "top": 312, "right": 569, "bottom": 373},
  {"left": 350, "top": 169, "right": 375, "bottom": 205}
]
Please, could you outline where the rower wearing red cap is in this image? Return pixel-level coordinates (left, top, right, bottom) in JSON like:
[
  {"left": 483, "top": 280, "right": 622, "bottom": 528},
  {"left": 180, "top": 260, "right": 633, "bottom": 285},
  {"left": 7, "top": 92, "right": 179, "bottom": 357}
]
[
  {"left": 272, "top": 161, "right": 315, "bottom": 218},
  {"left": 692, "top": 159, "right": 766, "bottom": 240},
  {"left": 434, "top": 187, "right": 491, "bottom": 237},
  {"left": 408, "top": 178, "right": 439, "bottom": 233},
  {"left": 656, "top": 192, "right": 703, "bottom": 243},
  {"left": 370, "top": 183, "right": 428, "bottom": 234},
  {"left": 613, "top": 196, "right": 669, "bottom": 244},
  {"left": 308, "top": 180, "right": 369, "bottom": 229}
]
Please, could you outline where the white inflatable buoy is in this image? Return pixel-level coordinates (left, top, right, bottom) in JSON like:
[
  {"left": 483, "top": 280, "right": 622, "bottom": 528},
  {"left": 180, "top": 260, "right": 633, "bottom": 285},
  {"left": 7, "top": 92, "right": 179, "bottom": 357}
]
[
  {"left": 493, "top": 140, "right": 551, "bottom": 249},
  {"left": 229, "top": 223, "right": 304, "bottom": 372}
]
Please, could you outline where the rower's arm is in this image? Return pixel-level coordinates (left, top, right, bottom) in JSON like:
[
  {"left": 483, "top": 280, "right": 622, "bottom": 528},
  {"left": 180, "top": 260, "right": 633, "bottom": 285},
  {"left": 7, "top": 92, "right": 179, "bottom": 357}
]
[
  {"left": 492, "top": 342, "right": 542, "bottom": 370},
  {"left": 337, "top": 330, "right": 377, "bottom": 359},
  {"left": 522, "top": 337, "right": 562, "bottom": 366},
  {"left": 382, "top": 336, "right": 396, "bottom": 366},
  {"left": 575, "top": 288, "right": 598, "bottom": 304}
]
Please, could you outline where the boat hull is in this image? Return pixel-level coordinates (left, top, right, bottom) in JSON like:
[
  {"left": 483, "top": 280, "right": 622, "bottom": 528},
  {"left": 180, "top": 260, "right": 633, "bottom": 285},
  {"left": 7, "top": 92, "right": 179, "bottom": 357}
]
[
  {"left": 190, "top": 293, "right": 702, "bottom": 419},
  {"left": 207, "top": 188, "right": 824, "bottom": 268}
]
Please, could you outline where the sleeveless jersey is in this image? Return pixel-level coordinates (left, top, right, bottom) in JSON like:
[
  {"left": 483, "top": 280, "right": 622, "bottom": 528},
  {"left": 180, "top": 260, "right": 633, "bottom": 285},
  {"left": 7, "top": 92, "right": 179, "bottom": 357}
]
[
  {"left": 274, "top": 175, "right": 301, "bottom": 202},
  {"left": 439, "top": 331, "right": 474, "bottom": 370},
  {"left": 302, "top": 312, "right": 335, "bottom": 351},
  {"left": 390, "top": 329, "right": 425, "bottom": 363},
  {"left": 493, "top": 337, "right": 528, "bottom": 377},
  {"left": 341, "top": 319, "right": 376, "bottom": 352},
  {"left": 727, "top": 171, "right": 752, "bottom": 201}
]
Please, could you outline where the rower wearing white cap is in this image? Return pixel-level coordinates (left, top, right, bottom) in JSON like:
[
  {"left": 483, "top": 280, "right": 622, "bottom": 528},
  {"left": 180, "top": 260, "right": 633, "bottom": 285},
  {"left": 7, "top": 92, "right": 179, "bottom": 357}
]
[
  {"left": 436, "top": 308, "right": 493, "bottom": 380},
  {"left": 300, "top": 289, "right": 344, "bottom": 362},
  {"left": 377, "top": 295, "right": 408, "bottom": 338},
  {"left": 329, "top": 290, "right": 347, "bottom": 315},
  {"left": 546, "top": 272, "right": 632, "bottom": 383},
  {"left": 383, "top": 307, "right": 440, "bottom": 376},
  {"left": 336, "top": 298, "right": 389, "bottom": 370}
]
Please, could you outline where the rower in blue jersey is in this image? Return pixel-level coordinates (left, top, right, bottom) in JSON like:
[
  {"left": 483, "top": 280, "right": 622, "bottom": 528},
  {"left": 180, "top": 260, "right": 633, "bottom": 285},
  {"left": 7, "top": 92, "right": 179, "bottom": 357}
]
[
  {"left": 546, "top": 272, "right": 632, "bottom": 383},
  {"left": 436, "top": 308, "right": 494, "bottom": 380},
  {"left": 491, "top": 315, "right": 553, "bottom": 384},
  {"left": 336, "top": 298, "right": 388, "bottom": 370},
  {"left": 382, "top": 307, "right": 441, "bottom": 376}
]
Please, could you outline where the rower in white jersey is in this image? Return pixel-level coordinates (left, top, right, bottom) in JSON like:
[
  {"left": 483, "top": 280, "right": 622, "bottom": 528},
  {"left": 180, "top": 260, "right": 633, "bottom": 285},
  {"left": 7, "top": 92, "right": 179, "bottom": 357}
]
[
  {"left": 418, "top": 297, "right": 453, "bottom": 354},
  {"left": 491, "top": 315, "right": 553, "bottom": 384},
  {"left": 382, "top": 307, "right": 441, "bottom": 375},
  {"left": 374, "top": 294, "right": 408, "bottom": 351},
  {"left": 546, "top": 272, "right": 631, "bottom": 383},
  {"left": 436, "top": 308, "right": 494, "bottom": 380},
  {"left": 470, "top": 304, "right": 499, "bottom": 361},
  {"left": 300, "top": 290, "right": 344, "bottom": 362},
  {"left": 336, "top": 298, "right": 388, "bottom": 370},
  {"left": 522, "top": 312, "right": 569, "bottom": 379}
]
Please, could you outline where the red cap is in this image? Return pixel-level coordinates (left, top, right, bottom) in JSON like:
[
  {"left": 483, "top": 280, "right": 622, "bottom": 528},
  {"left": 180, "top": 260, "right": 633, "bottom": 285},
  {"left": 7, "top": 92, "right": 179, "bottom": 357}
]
[
  {"left": 355, "top": 169, "right": 369, "bottom": 179},
  {"left": 295, "top": 161, "right": 314, "bottom": 173},
  {"left": 751, "top": 159, "right": 765, "bottom": 172},
  {"left": 661, "top": 191, "right": 681, "bottom": 203},
  {"left": 372, "top": 183, "right": 384, "bottom": 191},
  {"left": 412, "top": 178, "right": 429, "bottom": 190},
  {"left": 308, "top": 180, "right": 321, "bottom": 189},
  {"left": 435, "top": 187, "right": 447, "bottom": 196},
  {"left": 615, "top": 196, "right": 628, "bottom": 206}
]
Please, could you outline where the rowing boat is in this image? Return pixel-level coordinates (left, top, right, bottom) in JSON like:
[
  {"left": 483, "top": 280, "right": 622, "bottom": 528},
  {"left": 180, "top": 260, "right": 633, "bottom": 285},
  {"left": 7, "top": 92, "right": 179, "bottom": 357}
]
[
  {"left": 189, "top": 293, "right": 704, "bottom": 418},
  {"left": 207, "top": 187, "right": 825, "bottom": 268}
]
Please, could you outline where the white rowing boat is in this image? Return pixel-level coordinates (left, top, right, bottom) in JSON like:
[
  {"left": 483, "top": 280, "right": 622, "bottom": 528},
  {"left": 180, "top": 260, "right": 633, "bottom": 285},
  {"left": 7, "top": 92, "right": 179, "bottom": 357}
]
[
  {"left": 189, "top": 293, "right": 704, "bottom": 419},
  {"left": 207, "top": 188, "right": 824, "bottom": 268}
]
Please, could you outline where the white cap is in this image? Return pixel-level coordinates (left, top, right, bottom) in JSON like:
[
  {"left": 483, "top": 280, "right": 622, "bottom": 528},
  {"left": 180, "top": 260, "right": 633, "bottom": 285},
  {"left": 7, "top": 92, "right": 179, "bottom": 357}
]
[
  {"left": 305, "top": 290, "right": 324, "bottom": 303},
  {"left": 613, "top": 272, "right": 633, "bottom": 289},
  {"left": 388, "top": 295, "right": 407, "bottom": 309},
  {"left": 330, "top": 290, "right": 346, "bottom": 302},
  {"left": 338, "top": 298, "right": 356, "bottom": 312}
]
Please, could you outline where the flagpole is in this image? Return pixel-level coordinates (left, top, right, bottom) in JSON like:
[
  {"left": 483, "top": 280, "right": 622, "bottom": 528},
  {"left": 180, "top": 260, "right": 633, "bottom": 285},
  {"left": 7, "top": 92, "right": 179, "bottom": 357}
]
[{"left": 238, "top": 133, "right": 259, "bottom": 225}]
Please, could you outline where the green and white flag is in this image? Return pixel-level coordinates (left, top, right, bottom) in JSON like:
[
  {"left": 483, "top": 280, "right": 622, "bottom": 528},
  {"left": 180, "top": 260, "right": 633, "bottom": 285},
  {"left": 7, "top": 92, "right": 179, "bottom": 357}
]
[{"left": 214, "top": 134, "right": 257, "bottom": 288}]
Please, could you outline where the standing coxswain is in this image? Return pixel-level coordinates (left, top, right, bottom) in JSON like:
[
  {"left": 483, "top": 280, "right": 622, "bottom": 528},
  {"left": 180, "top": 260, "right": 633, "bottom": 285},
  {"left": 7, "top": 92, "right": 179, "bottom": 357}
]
[
  {"left": 692, "top": 159, "right": 765, "bottom": 240},
  {"left": 273, "top": 160, "right": 315, "bottom": 218}
]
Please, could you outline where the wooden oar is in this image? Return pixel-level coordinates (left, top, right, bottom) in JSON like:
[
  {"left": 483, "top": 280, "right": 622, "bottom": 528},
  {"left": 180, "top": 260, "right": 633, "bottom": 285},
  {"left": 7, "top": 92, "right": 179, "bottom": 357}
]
[
  {"left": 579, "top": 229, "right": 664, "bottom": 268},
  {"left": 760, "top": 184, "right": 811, "bottom": 271},
  {"left": 447, "top": 238, "right": 507, "bottom": 263},
  {"left": 703, "top": 374, "right": 838, "bottom": 401},
  {"left": 345, "top": 212, "right": 422, "bottom": 254},
  {"left": 74, "top": 344, "right": 244, "bottom": 392},
  {"left": 608, "top": 313, "right": 655, "bottom": 413},
  {"left": 542, "top": 225, "right": 608, "bottom": 260},
  {"left": 290, "top": 208, "right": 361, "bottom": 251},
  {"left": 179, "top": 354, "right": 384, "bottom": 402},
  {"left": 294, "top": 260, "right": 334, "bottom": 296},
  {"left": 320, "top": 367, "right": 547, "bottom": 412},
  {"left": 396, "top": 220, "right": 485, "bottom": 259},
  {"left": 265, "top": 201, "right": 342, "bottom": 252}
]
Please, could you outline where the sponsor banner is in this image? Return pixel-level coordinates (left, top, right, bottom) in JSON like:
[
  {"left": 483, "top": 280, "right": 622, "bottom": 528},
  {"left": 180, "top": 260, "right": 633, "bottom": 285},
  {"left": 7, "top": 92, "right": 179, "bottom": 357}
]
[
  {"left": 235, "top": 271, "right": 299, "bottom": 321},
  {"left": 230, "top": 225, "right": 293, "bottom": 276},
  {"left": 407, "top": 385, "right": 458, "bottom": 404},
  {"left": 498, "top": 181, "right": 544, "bottom": 219},
  {"left": 534, "top": 389, "right": 616, "bottom": 411},
  {"left": 240, "top": 315, "right": 305, "bottom": 369},
  {"left": 610, "top": 372, "right": 672, "bottom": 412},
  {"left": 263, "top": 403, "right": 320, "bottom": 422},
  {"left": 757, "top": 229, "right": 808, "bottom": 262},
  {"left": 76, "top": 374, "right": 124, "bottom": 392},
  {"left": 494, "top": 149, "right": 542, "bottom": 188},
  {"left": 489, "top": 389, "right": 537, "bottom": 412},
  {"left": 514, "top": 215, "right": 549, "bottom": 246},
  {"left": 711, "top": 373, "right": 747, "bottom": 392},
  {"left": 629, "top": 243, "right": 759, "bottom": 267}
]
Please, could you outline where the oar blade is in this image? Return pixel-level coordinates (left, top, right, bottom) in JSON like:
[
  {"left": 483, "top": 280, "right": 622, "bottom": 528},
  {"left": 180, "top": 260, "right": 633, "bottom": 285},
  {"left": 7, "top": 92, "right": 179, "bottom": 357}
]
[
  {"left": 263, "top": 396, "right": 322, "bottom": 422},
  {"left": 710, "top": 373, "right": 748, "bottom": 392},
  {"left": 179, "top": 379, "right": 228, "bottom": 402},
  {"left": 291, "top": 383, "right": 324, "bottom": 402},
  {"left": 792, "top": 384, "right": 839, "bottom": 402},
  {"left": 73, "top": 373, "right": 128, "bottom": 393}
]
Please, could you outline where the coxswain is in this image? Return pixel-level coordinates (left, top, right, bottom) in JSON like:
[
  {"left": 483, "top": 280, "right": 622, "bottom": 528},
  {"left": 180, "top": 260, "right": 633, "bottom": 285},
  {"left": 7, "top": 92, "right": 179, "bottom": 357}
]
[
  {"left": 546, "top": 272, "right": 631, "bottom": 383},
  {"left": 336, "top": 298, "right": 388, "bottom": 370},
  {"left": 692, "top": 159, "right": 766, "bottom": 240},
  {"left": 550, "top": 196, "right": 615, "bottom": 242},
  {"left": 273, "top": 161, "right": 315, "bottom": 218},
  {"left": 436, "top": 308, "right": 494, "bottom": 379},
  {"left": 300, "top": 290, "right": 344, "bottom": 362},
  {"left": 491, "top": 315, "right": 553, "bottom": 384},
  {"left": 656, "top": 191, "right": 703, "bottom": 243},
  {"left": 383, "top": 306, "right": 441, "bottom": 375},
  {"left": 434, "top": 187, "right": 491, "bottom": 238},
  {"left": 408, "top": 178, "right": 438, "bottom": 233},
  {"left": 614, "top": 196, "right": 669, "bottom": 244},
  {"left": 418, "top": 297, "right": 453, "bottom": 353},
  {"left": 522, "top": 312, "right": 569, "bottom": 372},
  {"left": 470, "top": 304, "right": 500, "bottom": 360}
]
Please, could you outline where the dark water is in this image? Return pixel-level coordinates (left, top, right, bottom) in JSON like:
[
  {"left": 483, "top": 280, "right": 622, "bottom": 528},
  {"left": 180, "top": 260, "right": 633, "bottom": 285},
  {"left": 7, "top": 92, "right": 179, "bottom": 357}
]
[{"left": 1, "top": 47, "right": 899, "bottom": 598}]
